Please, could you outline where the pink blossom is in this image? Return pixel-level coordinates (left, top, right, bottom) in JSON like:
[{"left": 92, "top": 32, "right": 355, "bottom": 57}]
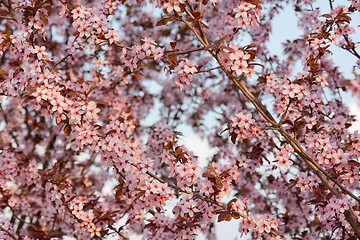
[
  {"left": 173, "top": 59, "right": 197, "bottom": 90},
  {"left": 30, "top": 45, "right": 48, "bottom": 60},
  {"left": 282, "top": 83, "right": 301, "bottom": 98},
  {"left": 71, "top": 7, "right": 87, "bottom": 20},
  {"left": 105, "top": 29, "right": 121, "bottom": 44},
  {"left": 234, "top": 2, "right": 260, "bottom": 29},
  {"left": 229, "top": 111, "right": 260, "bottom": 141},
  {"left": 274, "top": 146, "right": 293, "bottom": 172},
  {"left": 82, "top": 101, "right": 101, "bottom": 121},
  {"left": 164, "top": 0, "right": 184, "bottom": 13},
  {"left": 310, "top": 38, "right": 327, "bottom": 51}
]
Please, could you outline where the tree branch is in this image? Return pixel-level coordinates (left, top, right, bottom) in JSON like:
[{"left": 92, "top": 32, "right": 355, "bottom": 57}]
[
  {"left": 0, "top": 225, "right": 18, "bottom": 240},
  {"left": 179, "top": 8, "right": 360, "bottom": 238}
]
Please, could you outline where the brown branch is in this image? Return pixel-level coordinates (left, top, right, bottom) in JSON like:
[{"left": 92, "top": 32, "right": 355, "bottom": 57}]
[
  {"left": 183, "top": 1, "right": 209, "bottom": 46},
  {"left": 195, "top": 66, "right": 221, "bottom": 74},
  {"left": 165, "top": 47, "right": 205, "bottom": 55},
  {"left": 53, "top": 53, "right": 72, "bottom": 68},
  {"left": 179, "top": 18, "right": 207, "bottom": 47},
  {"left": 340, "top": 33, "right": 360, "bottom": 60},
  {"left": 344, "top": 209, "right": 360, "bottom": 238},
  {"left": 0, "top": 15, "right": 17, "bottom": 21},
  {"left": 179, "top": 10, "right": 360, "bottom": 239},
  {"left": 279, "top": 100, "right": 292, "bottom": 126}
]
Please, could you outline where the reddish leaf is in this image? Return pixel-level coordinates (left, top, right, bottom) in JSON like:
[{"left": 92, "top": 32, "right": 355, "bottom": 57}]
[
  {"left": 156, "top": 17, "right": 171, "bottom": 26},
  {"left": 215, "top": 177, "right": 223, "bottom": 189},
  {"left": 287, "top": 178, "right": 299, "bottom": 190},
  {"left": 230, "top": 211, "right": 241, "bottom": 219},
  {"left": 202, "top": 172, "right": 215, "bottom": 178},
  {"left": 207, "top": 165, "right": 216, "bottom": 174},
  {"left": 166, "top": 53, "right": 178, "bottom": 66},
  {"left": 227, "top": 198, "right": 238, "bottom": 210},
  {"left": 230, "top": 133, "right": 237, "bottom": 144},
  {"left": 170, "top": 41, "right": 177, "bottom": 50},
  {"left": 64, "top": 124, "right": 72, "bottom": 136},
  {"left": 348, "top": 160, "right": 360, "bottom": 167},
  {"left": 192, "top": 12, "right": 201, "bottom": 19},
  {"left": 0, "top": 69, "right": 8, "bottom": 77},
  {"left": 218, "top": 211, "right": 232, "bottom": 222},
  {"left": 321, "top": 14, "right": 333, "bottom": 19}
]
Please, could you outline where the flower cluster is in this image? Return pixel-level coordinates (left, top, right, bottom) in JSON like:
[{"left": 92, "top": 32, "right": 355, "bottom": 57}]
[
  {"left": 0, "top": 151, "right": 19, "bottom": 182},
  {"left": 30, "top": 45, "right": 51, "bottom": 61},
  {"left": 233, "top": 2, "right": 261, "bottom": 29},
  {"left": 71, "top": 7, "right": 106, "bottom": 39},
  {"left": 168, "top": 59, "right": 198, "bottom": 90},
  {"left": 146, "top": 122, "right": 175, "bottom": 157},
  {"left": 229, "top": 112, "right": 260, "bottom": 142},
  {"left": 163, "top": 0, "right": 185, "bottom": 13},
  {"left": 173, "top": 193, "right": 200, "bottom": 218},
  {"left": 274, "top": 145, "right": 293, "bottom": 171},
  {"left": 219, "top": 46, "right": 254, "bottom": 76},
  {"left": 239, "top": 214, "right": 280, "bottom": 239},
  {"left": 294, "top": 172, "right": 321, "bottom": 193},
  {"left": 121, "top": 37, "right": 164, "bottom": 71}
]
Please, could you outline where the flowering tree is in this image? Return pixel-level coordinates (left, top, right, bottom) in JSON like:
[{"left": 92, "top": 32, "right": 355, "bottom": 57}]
[{"left": 0, "top": 0, "right": 360, "bottom": 239}]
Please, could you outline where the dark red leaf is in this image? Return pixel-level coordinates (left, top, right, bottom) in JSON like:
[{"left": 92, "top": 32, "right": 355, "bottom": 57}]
[
  {"left": 156, "top": 17, "right": 171, "bottom": 26},
  {"left": 170, "top": 41, "right": 177, "bottom": 50},
  {"left": 218, "top": 211, "right": 232, "bottom": 222}
]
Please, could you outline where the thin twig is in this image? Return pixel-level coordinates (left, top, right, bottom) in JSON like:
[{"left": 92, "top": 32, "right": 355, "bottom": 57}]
[
  {"left": 195, "top": 66, "right": 221, "bottom": 74},
  {"left": 0, "top": 225, "right": 18, "bottom": 240},
  {"left": 279, "top": 100, "right": 292, "bottom": 126},
  {"left": 53, "top": 53, "right": 72, "bottom": 68},
  {"left": 165, "top": 47, "right": 204, "bottom": 55}
]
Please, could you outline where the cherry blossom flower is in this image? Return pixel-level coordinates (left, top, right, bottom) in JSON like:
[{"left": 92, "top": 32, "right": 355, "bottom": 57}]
[
  {"left": 234, "top": 2, "right": 261, "bottom": 29},
  {"left": 220, "top": 46, "right": 253, "bottom": 76},
  {"left": 105, "top": 29, "right": 121, "bottom": 44},
  {"left": 331, "top": 149, "right": 348, "bottom": 165},
  {"left": 173, "top": 193, "right": 200, "bottom": 218},
  {"left": 274, "top": 146, "right": 293, "bottom": 172},
  {"left": 81, "top": 101, "right": 101, "bottom": 121},
  {"left": 305, "top": 116, "right": 317, "bottom": 129},
  {"left": 282, "top": 82, "right": 301, "bottom": 98},
  {"left": 229, "top": 111, "right": 260, "bottom": 141},
  {"left": 315, "top": 75, "right": 329, "bottom": 87},
  {"left": 310, "top": 38, "right": 327, "bottom": 51},
  {"left": 88, "top": 223, "right": 102, "bottom": 237},
  {"left": 164, "top": 0, "right": 184, "bottom": 13},
  {"left": 71, "top": 7, "right": 87, "bottom": 20},
  {"left": 30, "top": 45, "right": 48, "bottom": 60},
  {"left": 173, "top": 59, "right": 198, "bottom": 90}
]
